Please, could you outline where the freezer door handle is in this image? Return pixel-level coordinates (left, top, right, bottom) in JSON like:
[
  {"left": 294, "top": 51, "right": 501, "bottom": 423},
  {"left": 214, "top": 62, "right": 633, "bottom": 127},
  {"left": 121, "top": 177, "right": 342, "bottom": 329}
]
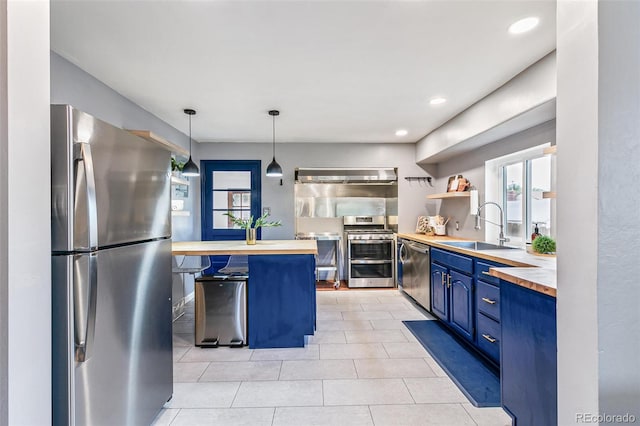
[
  {"left": 74, "top": 142, "right": 98, "bottom": 250},
  {"left": 74, "top": 253, "right": 98, "bottom": 362}
]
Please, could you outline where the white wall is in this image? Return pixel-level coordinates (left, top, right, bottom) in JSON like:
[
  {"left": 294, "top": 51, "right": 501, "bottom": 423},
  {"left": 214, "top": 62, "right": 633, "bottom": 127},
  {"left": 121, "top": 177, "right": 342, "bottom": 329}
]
[
  {"left": 557, "top": 0, "right": 640, "bottom": 422},
  {"left": 416, "top": 52, "right": 556, "bottom": 164},
  {"left": 0, "top": 2, "right": 8, "bottom": 422},
  {"left": 2, "top": 1, "right": 52, "bottom": 424},
  {"left": 430, "top": 120, "right": 555, "bottom": 240},
  {"left": 194, "top": 142, "right": 433, "bottom": 239},
  {"left": 596, "top": 1, "right": 640, "bottom": 416}
]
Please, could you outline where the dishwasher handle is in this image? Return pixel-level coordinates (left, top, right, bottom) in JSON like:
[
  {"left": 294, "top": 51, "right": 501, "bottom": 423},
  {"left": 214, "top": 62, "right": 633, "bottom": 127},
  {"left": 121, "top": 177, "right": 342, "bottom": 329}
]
[
  {"left": 398, "top": 243, "right": 407, "bottom": 264},
  {"left": 405, "top": 241, "right": 430, "bottom": 255}
]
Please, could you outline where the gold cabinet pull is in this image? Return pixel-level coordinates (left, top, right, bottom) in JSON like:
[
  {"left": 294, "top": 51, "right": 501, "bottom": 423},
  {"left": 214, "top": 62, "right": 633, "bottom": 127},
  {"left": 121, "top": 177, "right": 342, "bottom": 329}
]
[
  {"left": 481, "top": 297, "right": 496, "bottom": 305},
  {"left": 447, "top": 274, "right": 451, "bottom": 288},
  {"left": 482, "top": 334, "right": 497, "bottom": 343},
  {"left": 481, "top": 271, "right": 492, "bottom": 276}
]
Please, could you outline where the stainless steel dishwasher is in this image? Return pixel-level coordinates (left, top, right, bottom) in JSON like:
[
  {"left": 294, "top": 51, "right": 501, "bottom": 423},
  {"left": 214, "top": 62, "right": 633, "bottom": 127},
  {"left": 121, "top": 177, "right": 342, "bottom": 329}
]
[{"left": 398, "top": 240, "right": 431, "bottom": 311}]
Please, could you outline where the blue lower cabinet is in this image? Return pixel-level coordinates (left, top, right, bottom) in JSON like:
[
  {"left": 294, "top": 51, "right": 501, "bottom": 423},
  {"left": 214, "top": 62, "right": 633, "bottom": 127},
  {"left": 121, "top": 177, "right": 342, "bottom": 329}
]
[
  {"left": 500, "top": 280, "right": 557, "bottom": 426},
  {"left": 247, "top": 254, "right": 316, "bottom": 348},
  {"left": 430, "top": 258, "right": 474, "bottom": 343},
  {"left": 476, "top": 312, "right": 500, "bottom": 363},
  {"left": 430, "top": 263, "right": 448, "bottom": 321},
  {"left": 448, "top": 270, "right": 474, "bottom": 342}
]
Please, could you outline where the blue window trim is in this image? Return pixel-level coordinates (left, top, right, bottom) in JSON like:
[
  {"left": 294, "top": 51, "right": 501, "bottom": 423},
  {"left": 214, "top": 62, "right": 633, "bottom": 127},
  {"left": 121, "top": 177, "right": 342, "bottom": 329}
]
[{"left": 200, "top": 160, "right": 262, "bottom": 241}]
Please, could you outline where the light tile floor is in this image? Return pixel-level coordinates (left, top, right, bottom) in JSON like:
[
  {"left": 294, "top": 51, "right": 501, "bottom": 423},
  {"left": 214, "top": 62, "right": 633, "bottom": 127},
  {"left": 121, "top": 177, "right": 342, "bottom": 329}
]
[{"left": 152, "top": 289, "right": 512, "bottom": 426}]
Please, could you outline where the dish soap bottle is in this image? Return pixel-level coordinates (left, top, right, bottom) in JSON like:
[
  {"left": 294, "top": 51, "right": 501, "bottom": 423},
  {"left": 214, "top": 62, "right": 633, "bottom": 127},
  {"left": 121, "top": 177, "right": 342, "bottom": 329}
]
[{"left": 531, "top": 223, "right": 541, "bottom": 242}]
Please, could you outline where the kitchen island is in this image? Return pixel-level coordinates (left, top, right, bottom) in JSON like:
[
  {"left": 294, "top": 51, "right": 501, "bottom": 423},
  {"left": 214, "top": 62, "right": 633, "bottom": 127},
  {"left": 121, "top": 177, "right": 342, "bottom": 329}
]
[{"left": 172, "top": 240, "right": 318, "bottom": 349}]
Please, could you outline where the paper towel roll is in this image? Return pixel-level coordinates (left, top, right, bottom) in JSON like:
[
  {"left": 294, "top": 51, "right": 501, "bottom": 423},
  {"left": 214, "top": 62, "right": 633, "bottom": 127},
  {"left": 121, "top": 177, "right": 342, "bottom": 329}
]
[{"left": 470, "top": 189, "right": 479, "bottom": 215}]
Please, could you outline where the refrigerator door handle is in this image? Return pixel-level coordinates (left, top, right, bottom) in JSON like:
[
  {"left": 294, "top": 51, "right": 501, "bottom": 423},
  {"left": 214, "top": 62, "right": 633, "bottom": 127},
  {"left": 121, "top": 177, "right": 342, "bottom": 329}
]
[
  {"left": 74, "top": 142, "right": 98, "bottom": 250},
  {"left": 74, "top": 253, "right": 98, "bottom": 362}
]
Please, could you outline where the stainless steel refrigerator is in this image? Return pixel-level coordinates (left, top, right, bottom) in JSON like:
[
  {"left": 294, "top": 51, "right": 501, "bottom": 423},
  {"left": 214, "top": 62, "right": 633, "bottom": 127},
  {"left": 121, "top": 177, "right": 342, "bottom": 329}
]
[{"left": 51, "top": 105, "right": 173, "bottom": 426}]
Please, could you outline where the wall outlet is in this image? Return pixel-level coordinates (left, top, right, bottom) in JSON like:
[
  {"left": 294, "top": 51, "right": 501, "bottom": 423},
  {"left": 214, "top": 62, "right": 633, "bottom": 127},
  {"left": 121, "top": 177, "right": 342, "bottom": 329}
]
[
  {"left": 455, "top": 221, "right": 460, "bottom": 231},
  {"left": 171, "top": 200, "right": 184, "bottom": 211},
  {"left": 263, "top": 207, "right": 271, "bottom": 216}
]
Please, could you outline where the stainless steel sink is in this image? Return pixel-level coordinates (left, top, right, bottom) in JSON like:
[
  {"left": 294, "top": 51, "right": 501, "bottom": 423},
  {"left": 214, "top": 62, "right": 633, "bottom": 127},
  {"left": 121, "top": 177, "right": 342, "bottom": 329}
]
[{"left": 437, "top": 241, "right": 519, "bottom": 250}]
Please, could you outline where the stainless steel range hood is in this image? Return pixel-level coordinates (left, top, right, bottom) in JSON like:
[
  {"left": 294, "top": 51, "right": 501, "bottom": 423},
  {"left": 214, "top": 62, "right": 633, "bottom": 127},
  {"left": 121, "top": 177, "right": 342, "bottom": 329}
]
[{"left": 295, "top": 168, "right": 397, "bottom": 184}]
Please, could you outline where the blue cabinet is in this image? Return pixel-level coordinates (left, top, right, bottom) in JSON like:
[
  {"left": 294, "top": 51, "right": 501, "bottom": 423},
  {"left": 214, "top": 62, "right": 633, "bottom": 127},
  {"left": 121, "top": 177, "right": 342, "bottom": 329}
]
[
  {"left": 474, "top": 259, "right": 506, "bottom": 365},
  {"left": 248, "top": 254, "right": 316, "bottom": 348},
  {"left": 430, "top": 263, "right": 448, "bottom": 320},
  {"left": 500, "top": 280, "right": 557, "bottom": 426},
  {"left": 430, "top": 248, "right": 474, "bottom": 343},
  {"left": 449, "top": 270, "right": 474, "bottom": 341}
]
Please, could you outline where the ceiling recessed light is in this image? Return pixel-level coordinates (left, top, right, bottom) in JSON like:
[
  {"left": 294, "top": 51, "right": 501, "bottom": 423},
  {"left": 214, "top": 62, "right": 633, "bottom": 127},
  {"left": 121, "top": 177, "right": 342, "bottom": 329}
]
[
  {"left": 509, "top": 17, "right": 539, "bottom": 34},
  {"left": 395, "top": 129, "right": 408, "bottom": 137},
  {"left": 429, "top": 97, "right": 447, "bottom": 106}
]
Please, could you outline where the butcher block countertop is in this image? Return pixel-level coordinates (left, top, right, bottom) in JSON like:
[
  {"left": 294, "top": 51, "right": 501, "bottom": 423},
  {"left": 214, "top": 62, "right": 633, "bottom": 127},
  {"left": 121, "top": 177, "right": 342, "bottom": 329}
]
[
  {"left": 396, "top": 233, "right": 556, "bottom": 297},
  {"left": 172, "top": 240, "right": 318, "bottom": 256},
  {"left": 489, "top": 267, "right": 557, "bottom": 297}
]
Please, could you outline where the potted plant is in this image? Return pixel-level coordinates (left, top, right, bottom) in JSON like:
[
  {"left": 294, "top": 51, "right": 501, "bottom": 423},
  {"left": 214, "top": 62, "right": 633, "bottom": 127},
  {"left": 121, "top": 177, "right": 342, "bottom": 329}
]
[
  {"left": 223, "top": 211, "right": 282, "bottom": 245},
  {"left": 532, "top": 235, "right": 556, "bottom": 255},
  {"left": 506, "top": 182, "right": 521, "bottom": 201},
  {"left": 171, "top": 158, "right": 184, "bottom": 176}
]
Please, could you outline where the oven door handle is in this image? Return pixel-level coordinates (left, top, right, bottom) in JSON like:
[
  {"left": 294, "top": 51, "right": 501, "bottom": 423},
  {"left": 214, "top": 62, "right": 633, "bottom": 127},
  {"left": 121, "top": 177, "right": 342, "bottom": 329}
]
[
  {"left": 348, "top": 239, "right": 393, "bottom": 244},
  {"left": 350, "top": 259, "right": 393, "bottom": 265}
]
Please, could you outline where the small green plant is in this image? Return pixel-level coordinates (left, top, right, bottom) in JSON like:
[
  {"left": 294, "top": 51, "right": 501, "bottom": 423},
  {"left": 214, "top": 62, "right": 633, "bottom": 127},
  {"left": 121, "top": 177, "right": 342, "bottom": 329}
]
[
  {"left": 506, "top": 182, "right": 521, "bottom": 193},
  {"left": 223, "top": 211, "right": 282, "bottom": 230},
  {"left": 533, "top": 235, "right": 556, "bottom": 254},
  {"left": 171, "top": 158, "right": 184, "bottom": 172}
]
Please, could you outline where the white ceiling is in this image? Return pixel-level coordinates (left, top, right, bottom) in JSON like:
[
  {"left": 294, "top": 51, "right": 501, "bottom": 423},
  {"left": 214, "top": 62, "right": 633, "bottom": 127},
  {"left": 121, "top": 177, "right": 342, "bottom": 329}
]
[{"left": 50, "top": 0, "right": 556, "bottom": 144}]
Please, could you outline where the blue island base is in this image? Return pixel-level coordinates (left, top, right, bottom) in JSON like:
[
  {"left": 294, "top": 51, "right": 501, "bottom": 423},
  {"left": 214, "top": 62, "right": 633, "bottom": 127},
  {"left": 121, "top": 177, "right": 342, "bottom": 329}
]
[{"left": 247, "top": 254, "right": 316, "bottom": 348}]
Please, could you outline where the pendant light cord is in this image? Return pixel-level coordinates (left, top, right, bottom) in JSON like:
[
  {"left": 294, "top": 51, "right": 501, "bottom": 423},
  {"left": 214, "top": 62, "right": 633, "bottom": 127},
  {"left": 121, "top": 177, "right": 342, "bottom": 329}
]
[
  {"left": 272, "top": 114, "right": 276, "bottom": 158},
  {"left": 189, "top": 114, "right": 192, "bottom": 155}
]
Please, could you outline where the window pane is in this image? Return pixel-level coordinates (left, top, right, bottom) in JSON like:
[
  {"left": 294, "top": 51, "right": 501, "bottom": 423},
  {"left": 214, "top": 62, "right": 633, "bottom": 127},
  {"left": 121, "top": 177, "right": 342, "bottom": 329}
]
[
  {"left": 505, "top": 162, "right": 524, "bottom": 242},
  {"left": 230, "top": 191, "right": 251, "bottom": 208},
  {"left": 212, "top": 209, "right": 251, "bottom": 229},
  {"left": 530, "top": 156, "right": 552, "bottom": 237},
  {"left": 213, "top": 191, "right": 229, "bottom": 209},
  {"left": 213, "top": 210, "right": 230, "bottom": 229},
  {"left": 212, "top": 171, "right": 251, "bottom": 190},
  {"left": 213, "top": 190, "right": 251, "bottom": 211}
]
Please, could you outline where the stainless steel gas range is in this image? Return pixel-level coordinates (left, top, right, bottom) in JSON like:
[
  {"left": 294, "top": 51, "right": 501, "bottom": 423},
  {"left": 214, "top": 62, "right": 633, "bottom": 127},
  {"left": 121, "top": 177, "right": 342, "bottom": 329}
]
[{"left": 344, "top": 216, "right": 395, "bottom": 288}]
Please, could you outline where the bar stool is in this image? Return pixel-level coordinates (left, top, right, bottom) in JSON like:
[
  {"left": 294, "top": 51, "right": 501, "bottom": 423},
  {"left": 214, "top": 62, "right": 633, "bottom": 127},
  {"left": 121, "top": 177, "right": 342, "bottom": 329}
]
[
  {"left": 217, "top": 255, "right": 249, "bottom": 276},
  {"left": 174, "top": 255, "right": 212, "bottom": 277},
  {"left": 172, "top": 255, "right": 212, "bottom": 320}
]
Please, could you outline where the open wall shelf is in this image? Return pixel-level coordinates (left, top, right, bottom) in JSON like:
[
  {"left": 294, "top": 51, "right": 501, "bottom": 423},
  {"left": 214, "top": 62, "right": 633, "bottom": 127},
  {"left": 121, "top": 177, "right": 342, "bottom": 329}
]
[
  {"left": 129, "top": 130, "right": 189, "bottom": 157},
  {"left": 427, "top": 192, "right": 471, "bottom": 200},
  {"left": 171, "top": 175, "right": 189, "bottom": 186}
]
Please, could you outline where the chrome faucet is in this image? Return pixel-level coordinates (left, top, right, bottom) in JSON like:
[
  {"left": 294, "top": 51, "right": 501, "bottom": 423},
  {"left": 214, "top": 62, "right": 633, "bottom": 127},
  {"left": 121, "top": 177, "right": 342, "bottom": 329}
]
[{"left": 475, "top": 202, "right": 510, "bottom": 246}]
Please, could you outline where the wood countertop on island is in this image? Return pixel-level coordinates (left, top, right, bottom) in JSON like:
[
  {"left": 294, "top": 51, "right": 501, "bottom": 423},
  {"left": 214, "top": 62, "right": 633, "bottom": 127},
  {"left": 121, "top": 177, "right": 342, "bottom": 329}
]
[{"left": 172, "top": 240, "right": 318, "bottom": 256}]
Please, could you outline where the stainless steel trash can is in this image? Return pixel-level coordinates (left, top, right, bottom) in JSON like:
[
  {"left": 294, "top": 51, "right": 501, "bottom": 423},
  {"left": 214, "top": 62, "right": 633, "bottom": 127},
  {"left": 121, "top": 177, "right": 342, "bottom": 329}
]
[{"left": 194, "top": 276, "right": 248, "bottom": 347}]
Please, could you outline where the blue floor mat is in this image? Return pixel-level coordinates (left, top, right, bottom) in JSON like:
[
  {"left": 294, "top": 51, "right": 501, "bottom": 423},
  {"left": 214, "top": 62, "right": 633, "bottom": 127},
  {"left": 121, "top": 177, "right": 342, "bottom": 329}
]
[{"left": 403, "top": 320, "right": 500, "bottom": 407}]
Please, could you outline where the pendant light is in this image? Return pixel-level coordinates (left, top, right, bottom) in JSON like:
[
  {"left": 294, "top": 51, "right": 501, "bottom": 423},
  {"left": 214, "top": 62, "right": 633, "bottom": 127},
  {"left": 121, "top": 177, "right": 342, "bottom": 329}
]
[
  {"left": 182, "top": 108, "right": 200, "bottom": 177},
  {"left": 266, "top": 109, "right": 283, "bottom": 177}
]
